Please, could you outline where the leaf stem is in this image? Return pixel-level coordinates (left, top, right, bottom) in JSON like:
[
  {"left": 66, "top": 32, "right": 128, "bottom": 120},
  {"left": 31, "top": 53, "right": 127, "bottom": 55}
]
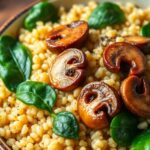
[{"left": 51, "top": 113, "right": 56, "bottom": 118}]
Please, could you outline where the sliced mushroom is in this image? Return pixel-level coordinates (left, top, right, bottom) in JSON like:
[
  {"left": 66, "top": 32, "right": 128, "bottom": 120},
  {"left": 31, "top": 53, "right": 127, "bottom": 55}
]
[
  {"left": 49, "top": 48, "right": 86, "bottom": 91},
  {"left": 125, "top": 36, "right": 150, "bottom": 54},
  {"left": 78, "top": 82, "right": 121, "bottom": 129},
  {"left": 46, "top": 20, "right": 89, "bottom": 53},
  {"left": 0, "top": 138, "right": 11, "bottom": 150},
  {"left": 103, "top": 42, "right": 146, "bottom": 76},
  {"left": 120, "top": 75, "right": 150, "bottom": 117}
]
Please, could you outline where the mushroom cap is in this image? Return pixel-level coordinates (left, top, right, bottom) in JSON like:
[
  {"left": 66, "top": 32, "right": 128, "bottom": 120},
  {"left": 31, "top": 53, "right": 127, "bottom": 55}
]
[
  {"left": 120, "top": 75, "right": 150, "bottom": 117},
  {"left": 49, "top": 48, "right": 86, "bottom": 91},
  {"left": 125, "top": 36, "right": 150, "bottom": 45},
  {"left": 125, "top": 36, "right": 150, "bottom": 54},
  {"left": 103, "top": 42, "right": 147, "bottom": 76},
  {"left": 78, "top": 81, "right": 121, "bottom": 129},
  {"left": 46, "top": 20, "right": 89, "bottom": 53}
]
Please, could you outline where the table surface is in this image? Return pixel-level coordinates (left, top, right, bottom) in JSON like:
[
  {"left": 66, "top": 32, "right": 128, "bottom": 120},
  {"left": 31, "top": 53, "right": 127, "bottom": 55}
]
[{"left": 0, "top": 0, "right": 38, "bottom": 26}]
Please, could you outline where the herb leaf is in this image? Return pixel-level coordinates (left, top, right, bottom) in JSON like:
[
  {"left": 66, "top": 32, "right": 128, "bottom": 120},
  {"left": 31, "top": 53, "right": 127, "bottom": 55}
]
[
  {"left": 110, "top": 112, "right": 138, "bottom": 146},
  {"left": 24, "top": 1, "right": 58, "bottom": 31},
  {"left": 131, "top": 129, "right": 150, "bottom": 150},
  {"left": 0, "top": 36, "right": 32, "bottom": 91},
  {"left": 88, "top": 2, "right": 125, "bottom": 29},
  {"left": 141, "top": 22, "right": 150, "bottom": 38},
  {"left": 16, "top": 81, "right": 56, "bottom": 112},
  {"left": 53, "top": 112, "right": 79, "bottom": 139}
]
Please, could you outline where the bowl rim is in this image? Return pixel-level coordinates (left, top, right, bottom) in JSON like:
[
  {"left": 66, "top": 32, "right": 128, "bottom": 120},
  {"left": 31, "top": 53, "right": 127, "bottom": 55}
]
[
  {"left": 0, "top": 0, "right": 149, "bottom": 35},
  {"left": 0, "top": 1, "right": 37, "bottom": 35}
]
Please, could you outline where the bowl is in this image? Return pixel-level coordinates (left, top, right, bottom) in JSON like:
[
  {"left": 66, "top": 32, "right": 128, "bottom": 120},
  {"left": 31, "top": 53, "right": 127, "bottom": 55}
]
[
  {"left": 0, "top": 0, "right": 150, "bottom": 36},
  {"left": 0, "top": 0, "right": 150, "bottom": 149}
]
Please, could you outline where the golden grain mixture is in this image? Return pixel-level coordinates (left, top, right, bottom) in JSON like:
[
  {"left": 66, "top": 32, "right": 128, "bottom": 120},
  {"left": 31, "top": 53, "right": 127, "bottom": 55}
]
[{"left": 0, "top": 1, "right": 150, "bottom": 150}]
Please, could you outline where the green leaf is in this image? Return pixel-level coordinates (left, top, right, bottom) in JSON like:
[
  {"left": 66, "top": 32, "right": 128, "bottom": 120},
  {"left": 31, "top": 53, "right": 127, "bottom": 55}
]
[
  {"left": 88, "top": 2, "right": 125, "bottom": 29},
  {"left": 131, "top": 129, "right": 150, "bottom": 150},
  {"left": 24, "top": 1, "right": 58, "bottom": 31},
  {"left": 53, "top": 112, "right": 79, "bottom": 139},
  {"left": 140, "top": 22, "right": 150, "bottom": 38},
  {"left": 0, "top": 36, "right": 32, "bottom": 92},
  {"left": 16, "top": 81, "right": 56, "bottom": 112},
  {"left": 110, "top": 112, "right": 138, "bottom": 147}
]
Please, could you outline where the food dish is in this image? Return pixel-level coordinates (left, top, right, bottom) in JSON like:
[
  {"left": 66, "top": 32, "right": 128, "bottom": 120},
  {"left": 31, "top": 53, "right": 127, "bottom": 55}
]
[{"left": 0, "top": 0, "right": 150, "bottom": 150}]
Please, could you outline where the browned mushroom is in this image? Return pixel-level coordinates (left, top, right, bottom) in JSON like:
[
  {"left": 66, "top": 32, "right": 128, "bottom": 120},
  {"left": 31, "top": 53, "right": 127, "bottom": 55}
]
[
  {"left": 103, "top": 42, "right": 146, "bottom": 76},
  {"left": 125, "top": 36, "right": 150, "bottom": 54},
  {"left": 120, "top": 75, "right": 150, "bottom": 117},
  {"left": 46, "top": 20, "right": 89, "bottom": 53},
  {"left": 78, "top": 81, "right": 121, "bottom": 129},
  {"left": 49, "top": 48, "right": 86, "bottom": 91}
]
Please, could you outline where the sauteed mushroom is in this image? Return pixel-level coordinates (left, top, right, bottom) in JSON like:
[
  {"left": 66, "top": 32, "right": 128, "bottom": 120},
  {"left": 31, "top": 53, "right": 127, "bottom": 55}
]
[
  {"left": 125, "top": 36, "right": 150, "bottom": 54},
  {"left": 103, "top": 42, "right": 146, "bottom": 76},
  {"left": 120, "top": 75, "right": 150, "bottom": 117},
  {"left": 78, "top": 81, "right": 121, "bottom": 129},
  {"left": 49, "top": 48, "right": 86, "bottom": 91},
  {"left": 46, "top": 20, "right": 89, "bottom": 52}
]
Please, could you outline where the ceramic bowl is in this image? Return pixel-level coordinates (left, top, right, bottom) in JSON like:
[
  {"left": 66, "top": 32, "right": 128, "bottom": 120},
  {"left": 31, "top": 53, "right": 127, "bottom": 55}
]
[
  {"left": 0, "top": 0, "right": 150, "bottom": 37},
  {"left": 0, "top": 0, "right": 150, "bottom": 148}
]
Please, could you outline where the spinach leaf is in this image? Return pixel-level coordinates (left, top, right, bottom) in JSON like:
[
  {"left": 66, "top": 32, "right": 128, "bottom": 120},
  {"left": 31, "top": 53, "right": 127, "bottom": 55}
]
[
  {"left": 131, "top": 129, "right": 150, "bottom": 150},
  {"left": 24, "top": 1, "right": 58, "bottom": 31},
  {"left": 0, "top": 36, "right": 32, "bottom": 92},
  {"left": 141, "top": 22, "right": 150, "bottom": 38},
  {"left": 53, "top": 112, "right": 79, "bottom": 139},
  {"left": 16, "top": 81, "right": 56, "bottom": 113},
  {"left": 88, "top": 2, "right": 125, "bottom": 29},
  {"left": 110, "top": 112, "right": 138, "bottom": 146}
]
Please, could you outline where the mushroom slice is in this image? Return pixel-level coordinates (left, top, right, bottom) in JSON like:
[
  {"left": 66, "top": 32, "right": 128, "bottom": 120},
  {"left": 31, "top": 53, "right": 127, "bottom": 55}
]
[
  {"left": 78, "top": 81, "right": 121, "bottom": 129},
  {"left": 49, "top": 48, "right": 86, "bottom": 91},
  {"left": 120, "top": 75, "right": 150, "bottom": 117},
  {"left": 46, "top": 20, "right": 89, "bottom": 53},
  {"left": 103, "top": 42, "right": 146, "bottom": 76},
  {"left": 0, "top": 138, "right": 11, "bottom": 150},
  {"left": 125, "top": 36, "right": 150, "bottom": 54}
]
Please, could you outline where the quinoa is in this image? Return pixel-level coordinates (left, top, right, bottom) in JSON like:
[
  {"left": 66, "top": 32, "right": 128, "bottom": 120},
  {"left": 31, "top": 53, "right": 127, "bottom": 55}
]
[{"left": 0, "top": 1, "right": 150, "bottom": 150}]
